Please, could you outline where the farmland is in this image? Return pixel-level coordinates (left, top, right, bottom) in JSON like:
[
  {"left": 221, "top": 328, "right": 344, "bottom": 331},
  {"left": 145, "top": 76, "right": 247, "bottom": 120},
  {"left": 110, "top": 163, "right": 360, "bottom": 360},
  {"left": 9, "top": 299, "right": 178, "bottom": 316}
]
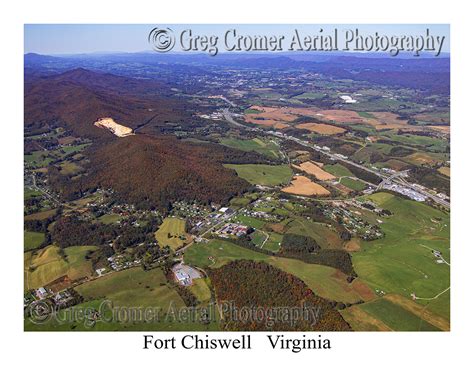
[
  {"left": 295, "top": 123, "right": 346, "bottom": 135},
  {"left": 184, "top": 239, "right": 367, "bottom": 303},
  {"left": 282, "top": 176, "right": 330, "bottom": 196},
  {"left": 352, "top": 193, "right": 450, "bottom": 322},
  {"left": 293, "top": 161, "right": 335, "bottom": 181},
  {"left": 25, "top": 245, "right": 97, "bottom": 290},
  {"left": 220, "top": 137, "right": 281, "bottom": 159},
  {"left": 24, "top": 231, "right": 45, "bottom": 251},
  {"left": 76, "top": 267, "right": 182, "bottom": 307},
  {"left": 154, "top": 217, "right": 187, "bottom": 250},
  {"left": 224, "top": 164, "right": 292, "bottom": 186},
  {"left": 23, "top": 50, "right": 451, "bottom": 333}
]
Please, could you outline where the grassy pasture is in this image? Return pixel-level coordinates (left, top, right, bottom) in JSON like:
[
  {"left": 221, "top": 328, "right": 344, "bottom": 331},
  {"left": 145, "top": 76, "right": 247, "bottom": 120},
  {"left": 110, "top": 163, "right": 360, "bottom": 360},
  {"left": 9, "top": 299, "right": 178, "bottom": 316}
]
[
  {"left": 286, "top": 218, "right": 343, "bottom": 250},
  {"left": 25, "top": 245, "right": 97, "bottom": 289},
  {"left": 233, "top": 214, "right": 266, "bottom": 229},
  {"left": 189, "top": 278, "right": 212, "bottom": 303},
  {"left": 154, "top": 217, "right": 187, "bottom": 250},
  {"left": 98, "top": 214, "right": 122, "bottom": 225},
  {"left": 184, "top": 239, "right": 366, "bottom": 303},
  {"left": 357, "top": 298, "right": 440, "bottom": 331},
  {"left": 353, "top": 192, "right": 450, "bottom": 322},
  {"left": 262, "top": 232, "right": 283, "bottom": 252},
  {"left": 76, "top": 267, "right": 183, "bottom": 308},
  {"left": 324, "top": 163, "right": 353, "bottom": 177},
  {"left": 224, "top": 164, "right": 292, "bottom": 186},
  {"left": 24, "top": 188, "right": 42, "bottom": 200},
  {"left": 220, "top": 137, "right": 280, "bottom": 159},
  {"left": 340, "top": 177, "right": 366, "bottom": 191},
  {"left": 24, "top": 231, "right": 45, "bottom": 251}
]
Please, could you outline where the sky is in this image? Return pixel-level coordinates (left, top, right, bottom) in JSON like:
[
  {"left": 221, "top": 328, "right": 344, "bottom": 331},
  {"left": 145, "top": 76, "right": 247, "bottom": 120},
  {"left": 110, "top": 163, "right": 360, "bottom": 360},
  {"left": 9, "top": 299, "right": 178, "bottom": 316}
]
[{"left": 24, "top": 24, "right": 450, "bottom": 55}]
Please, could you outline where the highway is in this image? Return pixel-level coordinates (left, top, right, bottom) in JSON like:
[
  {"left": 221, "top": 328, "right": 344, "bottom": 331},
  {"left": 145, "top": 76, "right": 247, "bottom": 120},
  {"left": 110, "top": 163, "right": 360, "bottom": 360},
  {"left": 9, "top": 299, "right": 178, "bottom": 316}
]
[{"left": 223, "top": 109, "right": 450, "bottom": 209}]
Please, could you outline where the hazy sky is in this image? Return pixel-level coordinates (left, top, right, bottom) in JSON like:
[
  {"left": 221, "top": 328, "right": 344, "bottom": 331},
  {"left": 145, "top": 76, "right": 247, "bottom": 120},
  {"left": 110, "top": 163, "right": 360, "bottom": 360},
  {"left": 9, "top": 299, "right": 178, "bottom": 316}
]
[{"left": 24, "top": 24, "right": 450, "bottom": 55}]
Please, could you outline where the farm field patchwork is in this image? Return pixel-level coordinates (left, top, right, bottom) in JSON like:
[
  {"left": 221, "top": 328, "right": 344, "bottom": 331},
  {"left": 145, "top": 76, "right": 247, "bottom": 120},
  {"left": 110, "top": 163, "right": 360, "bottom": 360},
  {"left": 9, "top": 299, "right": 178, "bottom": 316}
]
[
  {"left": 184, "top": 239, "right": 367, "bottom": 303},
  {"left": 293, "top": 161, "right": 336, "bottom": 181},
  {"left": 220, "top": 137, "right": 280, "bottom": 159},
  {"left": 352, "top": 193, "right": 450, "bottom": 322}
]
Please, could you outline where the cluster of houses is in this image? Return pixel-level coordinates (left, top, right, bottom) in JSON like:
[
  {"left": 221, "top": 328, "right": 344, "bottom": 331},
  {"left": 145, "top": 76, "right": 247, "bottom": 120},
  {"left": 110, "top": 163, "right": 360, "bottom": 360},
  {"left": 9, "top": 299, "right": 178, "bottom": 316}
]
[
  {"left": 107, "top": 254, "right": 141, "bottom": 271},
  {"left": 324, "top": 201, "right": 384, "bottom": 241}
]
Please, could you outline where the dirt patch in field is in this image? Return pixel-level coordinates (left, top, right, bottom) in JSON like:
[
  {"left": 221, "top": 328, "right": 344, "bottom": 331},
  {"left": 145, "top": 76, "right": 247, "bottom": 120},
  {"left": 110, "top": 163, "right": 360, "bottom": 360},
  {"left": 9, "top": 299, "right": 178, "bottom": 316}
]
[
  {"left": 266, "top": 223, "right": 287, "bottom": 234},
  {"left": 333, "top": 183, "right": 352, "bottom": 195},
  {"left": 384, "top": 293, "right": 450, "bottom": 331},
  {"left": 317, "top": 110, "right": 365, "bottom": 124},
  {"left": 293, "top": 161, "right": 336, "bottom": 181},
  {"left": 343, "top": 238, "right": 361, "bottom": 252},
  {"left": 295, "top": 123, "right": 346, "bottom": 135},
  {"left": 351, "top": 279, "right": 376, "bottom": 301},
  {"left": 46, "top": 275, "right": 73, "bottom": 293},
  {"left": 282, "top": 176, "right": 331, "bottom": 196},
  {"left": 404, "top": 152, "right": 441, "bottom": 165}
]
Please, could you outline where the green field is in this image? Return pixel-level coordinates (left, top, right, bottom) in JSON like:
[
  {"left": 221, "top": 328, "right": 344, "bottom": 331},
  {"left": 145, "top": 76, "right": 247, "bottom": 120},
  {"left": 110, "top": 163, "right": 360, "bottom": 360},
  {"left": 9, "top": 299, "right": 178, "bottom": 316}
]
[
  {"left": 25, "top": 245, "right": 97, "bottom": 289},
  {"left": 233, "top": 214, "right": 266, "bottom": 229},
  {"left": 250, "top": 230, "right": 267, "bottom": 247},
  {"left": 286, "top": 218, "right": 343, "bottom": 250},
  {"left": 353, "top": 192, "right": 450, "bottom": 322},
  {"left": 154, "top": 217, "right": 187, "bottom": 250},
  {"left": 341, "top": 177, "right": 366, "bottom": 191},
  {"left": 189, "top": 278, "right": 212, "bottom": 303},
  {"left": 224, "top": 164, "right": 292, "bottom": 186},
  {"left": 324, "top": 163, "right": 354, "bottom": 177},
  {"left": 357, "top": 298, "right": 440, "bottom": 331},
  {"left": 24, "top": 144, "right": 91, "bottom": 169},
  {"left": 262, "top": 232, "right": 283, "bottom": 252},
  {"left": 26, "top": 267, "right": 220, "bottom": 331},
  {"left": 220, "top": 137, "right": 281, "bottom": 159},
  {"left": 98, "top": 214, "right": 122, "bottom": 224},
  {"left": 76, "top": 267, "right": 182, "bottom": 307},
  {"left": 185, "top": 239, "right": 366, "bottom": 303},
  {"left": 357, "top": 111, "right": 376, "bottom": 119},
  {"left": 63, "top": 246, "right": 97, "bottom": 279},
  {"left": 294, "top": 92, "right": 327, "bottom": 100},
  {"left": 24, "top": 187, "right": 42, "bottom": 200},
  {"left": 24, "top": 231, "right": 45, "bottom": 251}
]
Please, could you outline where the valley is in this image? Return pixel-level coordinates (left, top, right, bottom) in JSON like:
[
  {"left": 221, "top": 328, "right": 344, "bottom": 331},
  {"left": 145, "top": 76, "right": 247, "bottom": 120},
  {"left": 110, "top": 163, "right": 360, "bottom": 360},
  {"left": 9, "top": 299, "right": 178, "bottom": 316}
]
[{"left": 24, "top": 51, "right": 450, "bottom": 331}]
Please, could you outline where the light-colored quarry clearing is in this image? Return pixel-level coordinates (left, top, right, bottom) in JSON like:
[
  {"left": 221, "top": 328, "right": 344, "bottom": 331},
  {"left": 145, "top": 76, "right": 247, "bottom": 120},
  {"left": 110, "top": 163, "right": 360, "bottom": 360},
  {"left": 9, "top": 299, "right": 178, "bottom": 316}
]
[
  {"left": 94, "top": 117, "right": 134, "bottom": 137},
  {"left": 293, "top": 161, "right": 336, "bottom": 181},
  {"left": 282, "top": 175, "right": 330, "bottom": 196}
]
